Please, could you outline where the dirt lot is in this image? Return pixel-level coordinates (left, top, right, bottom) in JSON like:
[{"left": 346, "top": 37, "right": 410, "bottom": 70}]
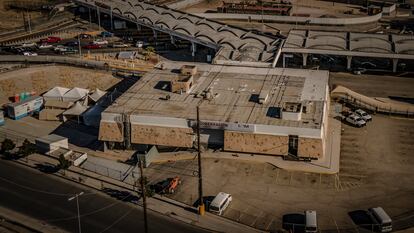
[
  {"left": 331, "top": 72, "right": 414, "bottom": 98},
  {"left": 0, "top": 65, "right": 120, "bottom": 105},
  {"left": 145, "top": 115, "right": 414, "bottom": 231}
]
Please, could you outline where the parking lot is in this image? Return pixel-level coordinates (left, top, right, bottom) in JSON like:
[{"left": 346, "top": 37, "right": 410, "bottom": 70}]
[{"left": 144, "top": 114, "right": 414, "bottom": 231}]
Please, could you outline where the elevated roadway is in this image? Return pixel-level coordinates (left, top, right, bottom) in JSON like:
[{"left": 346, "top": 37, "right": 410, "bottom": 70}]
[{"left": 73, "top": 0, "right": 283, "bottom": 66}]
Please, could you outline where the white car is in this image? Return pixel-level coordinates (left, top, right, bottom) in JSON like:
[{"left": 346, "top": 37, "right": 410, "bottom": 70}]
[
  {"left": 110, "top": 42, "right": 129, "bottom": 48},
  {"left": 54, "top": 45, "right": 66, "bottom": 52},
  {"left": 135, "top": 41, "right": 144, "bottom": 48},
  {"left": 355, "top": 109, "right": 372, "bottom": 122},
  {"left": 93, "top": 39, "right": 109, "bottom": 45},
  {"left": 23, "top": 51, "right": 38, "bottom": 56},
  {"left": 38, "top": 43, "right": 54, "bottom": 49},
  {"left": 21, "top": 42, "right": 37, "bottom": 48},
  {"left": 346, "top": 114, "right": 366, "bottom": 127}
]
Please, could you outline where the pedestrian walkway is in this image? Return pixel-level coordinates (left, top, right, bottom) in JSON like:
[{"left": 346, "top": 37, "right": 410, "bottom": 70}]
[{"left": 16, "top": 153, "right": 264, "bottom": 233}]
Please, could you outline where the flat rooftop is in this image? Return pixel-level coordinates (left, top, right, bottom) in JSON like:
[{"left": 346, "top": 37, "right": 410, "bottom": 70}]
[{"left": 104, "top": 62, "right": 329, "bottom": 129}]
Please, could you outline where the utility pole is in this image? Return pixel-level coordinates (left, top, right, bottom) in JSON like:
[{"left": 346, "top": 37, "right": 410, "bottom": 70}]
[
  {"left": 68, "top": 192, "right": 84, "bottom": 233},
  {"left": 27, "top": 11, "right": 32, "bottom": 34},
  {"left": 139, "top": 159, "right": 149, "bottom": 233},
  {"left": 196, "top": 106, "right": 205, "bottom": 215}
]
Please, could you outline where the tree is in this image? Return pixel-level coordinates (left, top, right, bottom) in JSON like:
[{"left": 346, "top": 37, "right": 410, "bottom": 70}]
[
  {"left": 1, "top": 138, "right": 16, "bottom": 154},
  {"left": 145, "top": 46, "right": 155, "bottom": 54},
  {"left": 58, "top": 154, "right": 71, "bottom": 170},
  {"left": 18, "top": 139, "right": 36, "bottom": 157}
]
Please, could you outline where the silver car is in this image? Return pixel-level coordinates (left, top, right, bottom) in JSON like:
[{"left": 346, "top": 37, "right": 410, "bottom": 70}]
[
  {"left": 346, "top": 114, "right": 366, "bottom": 127},
  {"left": 355, "top": 109, "right": 372, "bottom": 122}
]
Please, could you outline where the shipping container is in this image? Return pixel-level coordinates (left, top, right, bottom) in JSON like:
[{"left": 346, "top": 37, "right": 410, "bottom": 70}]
[
  {"left": 0, "top": 110, "right": 4, "bottom": 126},
  {"left": 7, "top": 96, "right": 44, "bottom": 120}
]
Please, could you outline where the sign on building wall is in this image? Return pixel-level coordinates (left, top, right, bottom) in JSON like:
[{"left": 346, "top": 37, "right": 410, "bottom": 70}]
[{"left": 192, "top": 120, "right": 256, "bottom": 132}]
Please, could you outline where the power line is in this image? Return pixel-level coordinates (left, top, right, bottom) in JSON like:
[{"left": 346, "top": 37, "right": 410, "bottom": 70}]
[
  {"left": 99, "top": 209, "right": 133, "bottom": 233},
  {"left": 0, "top": 176, "right": 95, "bottom": 197}
]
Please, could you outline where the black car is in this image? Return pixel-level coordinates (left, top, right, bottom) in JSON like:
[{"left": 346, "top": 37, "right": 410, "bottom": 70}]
[
  {"left": 65, "top": 41, "right": 79, "bottom": 47},
  {"left": 151, "top": 179, "right": 171, "bottom": 194},
  {"left": 282, "top": 213, "right": 305, "bottom": 233}
]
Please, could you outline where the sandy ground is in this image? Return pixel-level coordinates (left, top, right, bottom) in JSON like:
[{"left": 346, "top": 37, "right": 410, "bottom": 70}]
[
  {"left": 330, "top": 72, "right": 414, "bottom": 98},
  {"left": 0, "top": 0, "right": 46, "bottom": 31},
  {"left": 0, "top": 65, "right": 120, "bottom": 105}
]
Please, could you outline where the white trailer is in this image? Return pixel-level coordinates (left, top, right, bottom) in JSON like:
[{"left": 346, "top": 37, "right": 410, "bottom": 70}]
[{"left": 7, "top": 96, "right": 43, "bottom": 120}]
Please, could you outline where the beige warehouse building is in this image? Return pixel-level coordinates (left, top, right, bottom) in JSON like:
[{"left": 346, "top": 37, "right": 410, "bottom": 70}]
[{"left": 99, "top": 62, "right": 330, "bottom": 160}]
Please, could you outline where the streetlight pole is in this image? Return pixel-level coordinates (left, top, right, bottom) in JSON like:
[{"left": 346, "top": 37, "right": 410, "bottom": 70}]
[
  {"left": 78, "top": 34, "right": 82, "bottom": 58},
  {"left": 68, "top": 192, "right": 84, "bottom": 233},
  {"left": 139, "top": 159, "right": 149, "bottom": 233},
  {"left": 196, "top": 106, "right": 205, "bottom": 215}
]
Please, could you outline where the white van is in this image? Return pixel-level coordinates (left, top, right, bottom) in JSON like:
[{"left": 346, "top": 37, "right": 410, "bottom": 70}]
[
  {"left": 209, "top": 192, "right": 232, "bottom": 215},
  {"left": 305, "top": 210, "right": 318, "bottom": 233},
  {"left": 369, "top": 207, "right": 392, "bottom": 232}
]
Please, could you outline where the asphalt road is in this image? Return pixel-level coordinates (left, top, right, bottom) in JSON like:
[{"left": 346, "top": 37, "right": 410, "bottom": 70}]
[{"left": 0, "top": 160, "right": 211, "bottom": 233}]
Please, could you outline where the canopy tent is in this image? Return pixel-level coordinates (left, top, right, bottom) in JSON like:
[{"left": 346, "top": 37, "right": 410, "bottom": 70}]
[
  {"left": 62, "top": 102, "right": 88, "bottom": 123},
  {"left": 89, "top": 88, "right": 107, "bottom": 103},
  {"left": 43, "top": 87, "right": 70, "bottom": 101},
  {"left": 62, "top": 87, "right": 89, "bottom": 102}
]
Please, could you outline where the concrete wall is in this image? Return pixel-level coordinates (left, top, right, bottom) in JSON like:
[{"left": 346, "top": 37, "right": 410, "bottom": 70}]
[
  {"left": 167, "top": 0, "right": 204, "bottom": 10},
  {"left": 297, "top": 137, "right": 323, "bottom": 159},
  {"left": 99, "top": 121, "right": 124, "bottom": 142},
  {"left": 224, "top": 131, "right": 289, "bottom": 155},
  {"left": 131, "top": 124, "right": 194, "bottom": 148}
]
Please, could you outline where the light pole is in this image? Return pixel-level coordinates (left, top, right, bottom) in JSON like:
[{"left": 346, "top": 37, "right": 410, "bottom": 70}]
[
  {"left": 68, "top": 192, "right": 84, "bottom": 233},
  {"left": 78, "top": 34, "right": 82, "bottom": 58}
]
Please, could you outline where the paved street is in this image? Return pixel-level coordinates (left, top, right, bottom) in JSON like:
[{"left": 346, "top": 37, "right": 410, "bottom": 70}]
[{"left": 0, "top": 160, "right": 211, "bottom": 233}]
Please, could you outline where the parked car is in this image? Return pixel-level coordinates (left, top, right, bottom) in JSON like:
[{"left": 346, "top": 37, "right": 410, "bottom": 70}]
[
  {"left": 21, "top": 42, "right": 37, "bottom": 48},
  {"left": 79, "top": 33, "right": 92, "bottom": 39},
  {"left": 346, "top": 114, "right": 366, "bottom": 127},
  {"left": 40, "top": 36, "right": 62, "bottom": 43},
  {"left": 152, "top": 177, "right": 181, "bottom": 194},
  {"left": 54, "top": 45, "right": 67, "bottom": 52},
  {"left": 209, "top": 192, "right": 232, "bottom": 215},
  {"left": 23, "top": 51, "right": 38, "bottom": 56},
  {"left": 83, "top": 44, "right": 102, "bottom": 49},
  {"left": 59, "top": 47, "right": 78, "bottom": 55},
  {"left": 101, "top": 31, "right": 114, "bottom": 37},
  {"left": 135, "top": 40, "right": 144, "bottom": 48},
  {"left": 353, "top": 67, "right": 367, "bottom": 75},
  {"left": 65, "top": 41, "right": 79, "bottom": 47},
  {"left": 38, "top": 43, "right": 54, "bottom": 49},
  {"left": 93, "top": 39, "right": 108, "bottom": 45},
  {"left": 110, "top": 42, "right": 129, "bottom": 48},
  {"left": 368, "top": 207, "right": 392, "bottom": 233},
  {"left": 355, "top": 109, "right": 372, "bottom": 122}
]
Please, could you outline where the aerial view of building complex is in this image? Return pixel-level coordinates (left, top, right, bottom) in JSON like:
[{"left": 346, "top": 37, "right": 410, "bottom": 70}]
[{"left": 0, "top": 0, "right": 413, "bottom": 232}]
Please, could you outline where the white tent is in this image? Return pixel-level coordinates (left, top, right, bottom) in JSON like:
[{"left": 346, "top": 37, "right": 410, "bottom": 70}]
[
  {"left": 89, "top": 88, "right": 107, "bottom": 103},
  {"left": 62, "top": 101, "right": 88, "bottom": 123},
  {"left": 43, "top": 87, "right": 70, "bottom": 101},
  {"left": 62, "top": 87, "right": 89, "bottom": 102}
]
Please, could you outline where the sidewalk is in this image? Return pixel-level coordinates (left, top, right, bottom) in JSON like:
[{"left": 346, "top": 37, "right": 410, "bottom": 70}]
[{"left": 16, "top": 154, "right": 265, "bottom": 233}]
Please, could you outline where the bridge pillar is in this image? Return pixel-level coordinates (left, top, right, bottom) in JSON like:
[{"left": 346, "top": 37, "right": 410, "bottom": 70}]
[
  {"left": 170, "top": 35, "right": 175, "bottom": 45},
  {"left": 136, "top": 23, "right": 141, "bottom": 31},
  {"left": 346, "top": 56, "right": 352, "bottom": 70},
  {"left": 392, "top": 58, "right": 398, "bottom": 73},
  {"left": 191, "top": 42, "right": 197, "bottom": 57},
  {"left": 110, "top": 6, "right": 113, "bottom": 31},
  {"left": 153, "top": 29, "right": 158, "bottom": 47},
  {"left": 302, "top": 53, "right": 308, "bottom": 67},
  {"left": 97, "top": 6, "right": 101, "bottom": 30}
]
